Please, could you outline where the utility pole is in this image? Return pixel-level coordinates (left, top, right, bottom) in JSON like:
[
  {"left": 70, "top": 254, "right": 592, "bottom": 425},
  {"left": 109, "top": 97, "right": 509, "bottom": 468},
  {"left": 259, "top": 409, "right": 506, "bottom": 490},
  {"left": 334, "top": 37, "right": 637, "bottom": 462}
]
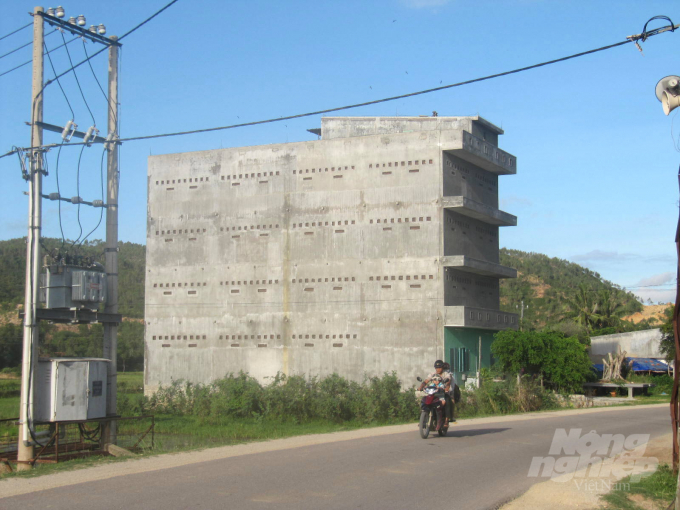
[
  {"left": 102, "top": 36, "right": 119, "bottom": 446},
  {"left": 17, "top": 6, "right": 44, "bottom": 470}
]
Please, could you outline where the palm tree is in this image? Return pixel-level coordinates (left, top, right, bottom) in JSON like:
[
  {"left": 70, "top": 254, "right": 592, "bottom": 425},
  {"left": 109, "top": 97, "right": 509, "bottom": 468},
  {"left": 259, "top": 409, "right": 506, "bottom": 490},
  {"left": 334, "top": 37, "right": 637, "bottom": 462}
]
[
  {"left": 561, "top": 283, "right": 598, "bottom": 331},
  {"left": 592, "top": 289, "right": 626, "bottom": 329}
]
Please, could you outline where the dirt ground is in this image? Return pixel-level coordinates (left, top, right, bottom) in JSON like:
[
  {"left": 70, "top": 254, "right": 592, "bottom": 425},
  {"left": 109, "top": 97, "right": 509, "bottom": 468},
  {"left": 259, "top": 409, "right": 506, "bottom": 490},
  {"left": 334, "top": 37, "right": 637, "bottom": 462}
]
[
  {"left": 623, "top": 304, "right": 671, "bottom": 325},
  {"left": 501, "top": 432, "right": 672, "bottom": 510}
]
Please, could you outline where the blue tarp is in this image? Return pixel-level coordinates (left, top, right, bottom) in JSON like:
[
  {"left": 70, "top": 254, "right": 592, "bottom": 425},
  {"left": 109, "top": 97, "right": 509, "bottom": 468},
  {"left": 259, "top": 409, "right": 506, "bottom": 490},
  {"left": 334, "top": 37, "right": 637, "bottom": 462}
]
[
  {"left": 628, "top": 357, "right": 669, "bottom": 372},
  {"left": 593, "top": 357, "right": 668, "bottom": 374}
]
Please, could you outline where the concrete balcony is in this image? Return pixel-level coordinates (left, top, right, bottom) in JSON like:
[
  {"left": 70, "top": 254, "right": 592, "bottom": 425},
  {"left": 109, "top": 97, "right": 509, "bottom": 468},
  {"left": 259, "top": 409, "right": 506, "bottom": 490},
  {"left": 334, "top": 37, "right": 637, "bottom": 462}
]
[
  {"left": 441, "top": 256, "right": 517, "bottom": 279},
  {"left": 442, "top": 196, "right": 516, "bottom": 227},
  {"left": 444, "top": 306, "right": 519, "bottom": 331},
  {"left": 445, "top": 131, "right": 516, "bottom": 175}
]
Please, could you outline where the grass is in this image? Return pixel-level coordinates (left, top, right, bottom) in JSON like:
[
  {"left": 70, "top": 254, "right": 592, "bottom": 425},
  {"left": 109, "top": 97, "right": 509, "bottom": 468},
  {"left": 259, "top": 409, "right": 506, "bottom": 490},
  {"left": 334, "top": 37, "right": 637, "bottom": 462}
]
[
  {"left": 1, "top": 372, "right": 415, "bottom": 479},
  {"left": 626, "top": 394, "right": 671, "bottom": 406},
  {"left": 0, "top": 416, "right": 402, "bottom": 480},
  {"left": 600, "top": 463, "right": 675, "bottom": 509}
]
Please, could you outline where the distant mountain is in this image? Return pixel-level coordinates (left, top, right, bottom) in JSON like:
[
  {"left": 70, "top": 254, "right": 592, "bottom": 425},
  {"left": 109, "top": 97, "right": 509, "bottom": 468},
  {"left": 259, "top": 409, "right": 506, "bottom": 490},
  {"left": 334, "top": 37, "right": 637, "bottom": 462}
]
[
  {"left": 499, "top": 248, "right": 643, "bottom": 328},
  {"left": 0, "top": 240, "right": 643, "bottom": 328}
]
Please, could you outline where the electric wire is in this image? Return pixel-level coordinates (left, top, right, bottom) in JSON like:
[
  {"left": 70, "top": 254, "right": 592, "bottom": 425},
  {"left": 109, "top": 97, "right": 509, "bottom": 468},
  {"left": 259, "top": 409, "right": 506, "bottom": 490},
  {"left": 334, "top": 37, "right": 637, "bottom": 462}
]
[
  {"left": 0, "top": 58, "right": 31, "bottom": 78},
  {"left": 6, "top": 19, "right": 676, "bottom": 159},
  {"left": 0, "top": 29, "right": 57, "bottom": 60},
  {"left": 0, "top": 22, "right": 32, "bottom": 42},
  {"left": 60, "top": 31, "right": 96, "bottom": 126},
  {"left": 18, "top": 0, "right": 180, "bottom": 93},
  {"left": 54, "top": 144, "right": 66, "bottom": 248},
  {"left": 671, "top": 108, "right": 680, "bottom": 153},
  {"left": 118, "top": 0, "right": 180, "bottom": 41},
  {"left": 0, "top": 35, "right": 79, "bottom": 78},
  {"left": 0, "top": 40, "right": 32, "bottom": 60},
  {"left": 70, "top": 144, "right": 87, "bottom": 250},
  {"left": 82, "top": 39, "right": 116, "bottom": 126},
  {"left": 80, "top": 147, "right": 107, "bottom": 245},
  {"left": 44, "top": 41, "right": 75, "bottom": 120}
]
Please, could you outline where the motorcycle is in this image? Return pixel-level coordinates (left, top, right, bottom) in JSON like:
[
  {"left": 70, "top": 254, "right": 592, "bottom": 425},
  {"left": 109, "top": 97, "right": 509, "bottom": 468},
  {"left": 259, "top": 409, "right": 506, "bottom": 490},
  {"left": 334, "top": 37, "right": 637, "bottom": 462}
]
[{"left": 416, "top": 377, "right": 448, "bottom": 438}]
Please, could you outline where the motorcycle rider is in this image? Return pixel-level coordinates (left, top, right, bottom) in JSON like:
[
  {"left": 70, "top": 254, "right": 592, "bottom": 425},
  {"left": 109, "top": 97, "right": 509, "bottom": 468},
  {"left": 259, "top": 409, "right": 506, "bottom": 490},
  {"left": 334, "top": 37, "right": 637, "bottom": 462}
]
[
  {"left": 418, "top": 360, "right": 450, "bottom": 429},
  {"left": 442, "top": 362, "right": 456, "bottom": 426}
]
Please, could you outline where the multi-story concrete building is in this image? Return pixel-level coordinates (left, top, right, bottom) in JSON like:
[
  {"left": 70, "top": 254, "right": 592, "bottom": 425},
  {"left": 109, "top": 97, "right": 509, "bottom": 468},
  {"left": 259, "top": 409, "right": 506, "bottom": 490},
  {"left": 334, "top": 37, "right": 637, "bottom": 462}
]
[{"left": 144, "top": 116, "right": 518, "bottom": 393}]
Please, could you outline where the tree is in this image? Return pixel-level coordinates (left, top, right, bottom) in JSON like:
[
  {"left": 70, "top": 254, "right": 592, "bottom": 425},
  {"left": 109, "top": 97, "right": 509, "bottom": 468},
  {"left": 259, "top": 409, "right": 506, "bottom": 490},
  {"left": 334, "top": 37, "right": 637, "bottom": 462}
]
[
  {"left": 117, "top": 321, "right": 144, "bottom": 372},
  {"left": 0, "top": 323, "right": 22, "bottom": 369},
  {"left": 592, "top": 289, "right": 626, "bottom": 329},
  {"left": 492, "top": 330, "right": 594, "bottom": 393},
  {"left": 562, "top": 283, "right": 598, "bottom": 331},
  {"left": 659, "top": 305, "right": 675, "bottom": 363}
]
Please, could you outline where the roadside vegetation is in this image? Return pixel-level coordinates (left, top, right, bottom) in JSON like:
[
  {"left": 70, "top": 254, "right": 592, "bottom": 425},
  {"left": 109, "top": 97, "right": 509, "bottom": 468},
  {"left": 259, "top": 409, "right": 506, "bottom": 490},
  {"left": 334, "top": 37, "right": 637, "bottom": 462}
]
[
  {"left": 600, "top": 463, "right": 675, "bottom": 509},
  {"left": 0, "top": 238, "right": 671, "bottom": 475}
]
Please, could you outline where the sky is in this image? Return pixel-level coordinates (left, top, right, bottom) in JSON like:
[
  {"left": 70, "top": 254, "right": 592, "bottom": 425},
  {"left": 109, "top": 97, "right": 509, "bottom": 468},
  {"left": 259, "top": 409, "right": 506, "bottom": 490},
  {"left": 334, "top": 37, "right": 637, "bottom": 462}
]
[{"left": 0, "top": 0, "right": 678, "bottom": 304}]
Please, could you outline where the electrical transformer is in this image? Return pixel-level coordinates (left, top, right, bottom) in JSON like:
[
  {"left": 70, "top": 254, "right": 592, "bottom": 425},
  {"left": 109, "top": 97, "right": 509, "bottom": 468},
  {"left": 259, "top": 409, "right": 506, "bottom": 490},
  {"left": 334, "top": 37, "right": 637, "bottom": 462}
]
[
  {"left": 33, "top": 358, "right": 109, "bottom": 422},
  {"left": 40, "top": 263, "right": 106, "bottom": 310}
]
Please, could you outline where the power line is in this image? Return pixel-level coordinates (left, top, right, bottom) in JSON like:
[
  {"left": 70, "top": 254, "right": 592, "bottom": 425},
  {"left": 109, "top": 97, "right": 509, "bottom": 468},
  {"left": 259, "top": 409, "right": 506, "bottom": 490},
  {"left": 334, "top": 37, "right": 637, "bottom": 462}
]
[
  {"left": 0, "top": 29, "right": 57, "bottom": 60},
  {"left": 118, "top": 0, "right": 180, "bottom": 41},
  {"left": 70, "top": 144, "right": 87, "bottom": 249},
  {"left": 82, "top": 39, "right": 116, "bottom": 125},
  {"left": 0, "top": 22, "right": 32, "bottom": 42},
  {"left": 1, "top": 0, "right": 181, "bottom": 168},
  {"left": 1, "top": 16, "right": 677, "bottom": 160},
  {"left": 34, "top": 0, "right": 180, "bottom": 94},
  {"left": 15, "top": 20, "right": 680, "bottom": 155},
  {"left": 60, "top": 32, "right": 96, "bottom": 126},
  {"left": 54, "top": 145, "right": 66, "bottom": 248},
  {"left": 0, "top": 40, "right": 32, "bottom": 60},
  {"left": 0, "top": 35, "right": 79, "bottom": 79},
  {"left": 44, "top": 41, "right": 75, "bottom": 120},
  {"left": 80, "top": 147, "right": 108, "bottom": 245}
]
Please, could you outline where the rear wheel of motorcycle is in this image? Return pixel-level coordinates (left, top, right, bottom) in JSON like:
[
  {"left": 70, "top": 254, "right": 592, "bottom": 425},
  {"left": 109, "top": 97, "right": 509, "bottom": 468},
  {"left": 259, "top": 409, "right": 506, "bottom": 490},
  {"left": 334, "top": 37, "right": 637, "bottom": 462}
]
[
  {"left": 438, "top": 425, "right": 448, "bottom": 437},
  {"left": 419, "top": 410, "right": 430, "bottom": 439}
]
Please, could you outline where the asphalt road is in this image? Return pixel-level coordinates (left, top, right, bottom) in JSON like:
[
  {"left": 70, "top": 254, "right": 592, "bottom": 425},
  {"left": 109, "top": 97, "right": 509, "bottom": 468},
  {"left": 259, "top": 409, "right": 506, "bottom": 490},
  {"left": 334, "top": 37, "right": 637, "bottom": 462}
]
[{"left": 0, "top": 406, "right": 670, "bottom": 510}]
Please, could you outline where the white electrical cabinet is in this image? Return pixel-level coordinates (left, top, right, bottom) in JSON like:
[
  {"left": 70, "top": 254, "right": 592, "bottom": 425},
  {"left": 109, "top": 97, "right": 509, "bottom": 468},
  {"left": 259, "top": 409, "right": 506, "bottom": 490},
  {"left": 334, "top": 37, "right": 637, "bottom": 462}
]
[{"left": 34, "top": 358, "right": 109, "bottom": 422}]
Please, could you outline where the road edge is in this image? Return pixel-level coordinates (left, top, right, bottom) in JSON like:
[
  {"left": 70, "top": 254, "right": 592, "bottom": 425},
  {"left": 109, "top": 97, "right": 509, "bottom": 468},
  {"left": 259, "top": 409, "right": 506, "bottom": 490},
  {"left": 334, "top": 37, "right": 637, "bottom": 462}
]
[{"left": 0, "top": 403, "right": 668, "bottom": 499}]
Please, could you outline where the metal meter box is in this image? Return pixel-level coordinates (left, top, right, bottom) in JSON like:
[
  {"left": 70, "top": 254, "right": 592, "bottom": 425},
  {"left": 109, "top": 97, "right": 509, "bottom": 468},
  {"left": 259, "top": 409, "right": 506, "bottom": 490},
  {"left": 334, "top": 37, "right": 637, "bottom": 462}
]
[
  {"left": 41, "top": 264, "right": 106, "bottom": 310},
  {"left": 34, "top": 358, "right": 109, "bottom": 422}
]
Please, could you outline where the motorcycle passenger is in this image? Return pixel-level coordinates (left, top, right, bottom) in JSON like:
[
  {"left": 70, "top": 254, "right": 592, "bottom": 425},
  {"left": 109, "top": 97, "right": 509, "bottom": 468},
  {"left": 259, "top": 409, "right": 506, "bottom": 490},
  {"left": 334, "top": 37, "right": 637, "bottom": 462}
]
[
  {"left": 442, "top": 362, "right": 456, "bottom": 426},
  {"left": 418, "top": 360, "right": 451, "bottom": 428}
]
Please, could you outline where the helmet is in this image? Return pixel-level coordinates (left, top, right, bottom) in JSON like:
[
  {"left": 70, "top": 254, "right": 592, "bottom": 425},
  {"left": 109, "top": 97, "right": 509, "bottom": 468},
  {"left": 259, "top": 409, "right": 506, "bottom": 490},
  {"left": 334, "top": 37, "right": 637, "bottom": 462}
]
[
  {"left": 442, "top": 362, "right": 450, "bottom": 370},
  {"left": 434, "top": 360, "right": 444, "bottom": 368}
]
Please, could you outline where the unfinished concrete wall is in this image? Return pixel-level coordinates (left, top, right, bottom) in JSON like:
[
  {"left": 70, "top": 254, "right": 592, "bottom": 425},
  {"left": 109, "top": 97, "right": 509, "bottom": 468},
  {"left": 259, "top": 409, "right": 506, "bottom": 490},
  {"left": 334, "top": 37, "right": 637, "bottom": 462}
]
[
  {"left": 442, "top": 153, "right": 499, "bottom": 208},
  {"left": 589, "top": 329, "right": 663, "bottom": 363},
  {"left": 145, "top": 116, "right": 517, "bottom": 394}
]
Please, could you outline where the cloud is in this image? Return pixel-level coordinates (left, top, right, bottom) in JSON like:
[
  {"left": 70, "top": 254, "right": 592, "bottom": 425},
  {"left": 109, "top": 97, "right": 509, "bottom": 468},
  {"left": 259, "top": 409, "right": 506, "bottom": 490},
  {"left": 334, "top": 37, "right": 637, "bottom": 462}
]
[
  {"left": 570, "top": 250, "right": 637, "bottom": 264},
  {"left": 400, "top": 0, "right": 451, "bottom": 8},
  {"left": 569, "top": 250, "right": 674, "bottom": 267},
  {"left": 634, "top": 287, "right": 676, "bottom": 305},
  {"left": 636, "top": 271, "right": 676, "bottom": 288}
]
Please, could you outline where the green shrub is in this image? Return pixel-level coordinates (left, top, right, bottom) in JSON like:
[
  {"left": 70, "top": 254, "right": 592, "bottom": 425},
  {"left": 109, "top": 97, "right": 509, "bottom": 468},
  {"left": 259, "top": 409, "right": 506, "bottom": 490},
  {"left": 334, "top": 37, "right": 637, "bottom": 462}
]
[
  {"left": 628, "top": 373, "right": 673, "bottom": 395},
  {"left": 492, "top": 330, "right": 593, "bottom": 393},
  {"left": 457, "top": 377, "right": 559, "bottom": 418},
  {"left": 145, "top": 372, "right": 419, "bottom": 425}
]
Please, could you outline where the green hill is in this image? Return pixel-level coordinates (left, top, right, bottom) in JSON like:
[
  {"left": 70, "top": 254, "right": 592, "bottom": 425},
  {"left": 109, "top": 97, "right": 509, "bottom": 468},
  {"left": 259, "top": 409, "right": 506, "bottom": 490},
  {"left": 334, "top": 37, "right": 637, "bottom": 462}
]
[
  {"left": 499, "top": 248, "right": 643, "bottom": 329},
  {"left": 0, "top": 240, "right": 643, "bottom": 329},
  {"left": 0, "top": 237, "right": 145, "bottom": 318}
]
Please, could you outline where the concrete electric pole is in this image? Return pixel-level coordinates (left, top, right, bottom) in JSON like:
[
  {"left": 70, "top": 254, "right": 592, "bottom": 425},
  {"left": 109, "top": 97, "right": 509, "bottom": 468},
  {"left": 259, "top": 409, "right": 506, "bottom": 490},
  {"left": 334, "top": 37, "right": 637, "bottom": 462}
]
[
  {"left": 102, "top": 36, "right": 120, "bottom": 445},
  {"left": 17, "top": 6, "right": 45, "bottom": 470}
]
